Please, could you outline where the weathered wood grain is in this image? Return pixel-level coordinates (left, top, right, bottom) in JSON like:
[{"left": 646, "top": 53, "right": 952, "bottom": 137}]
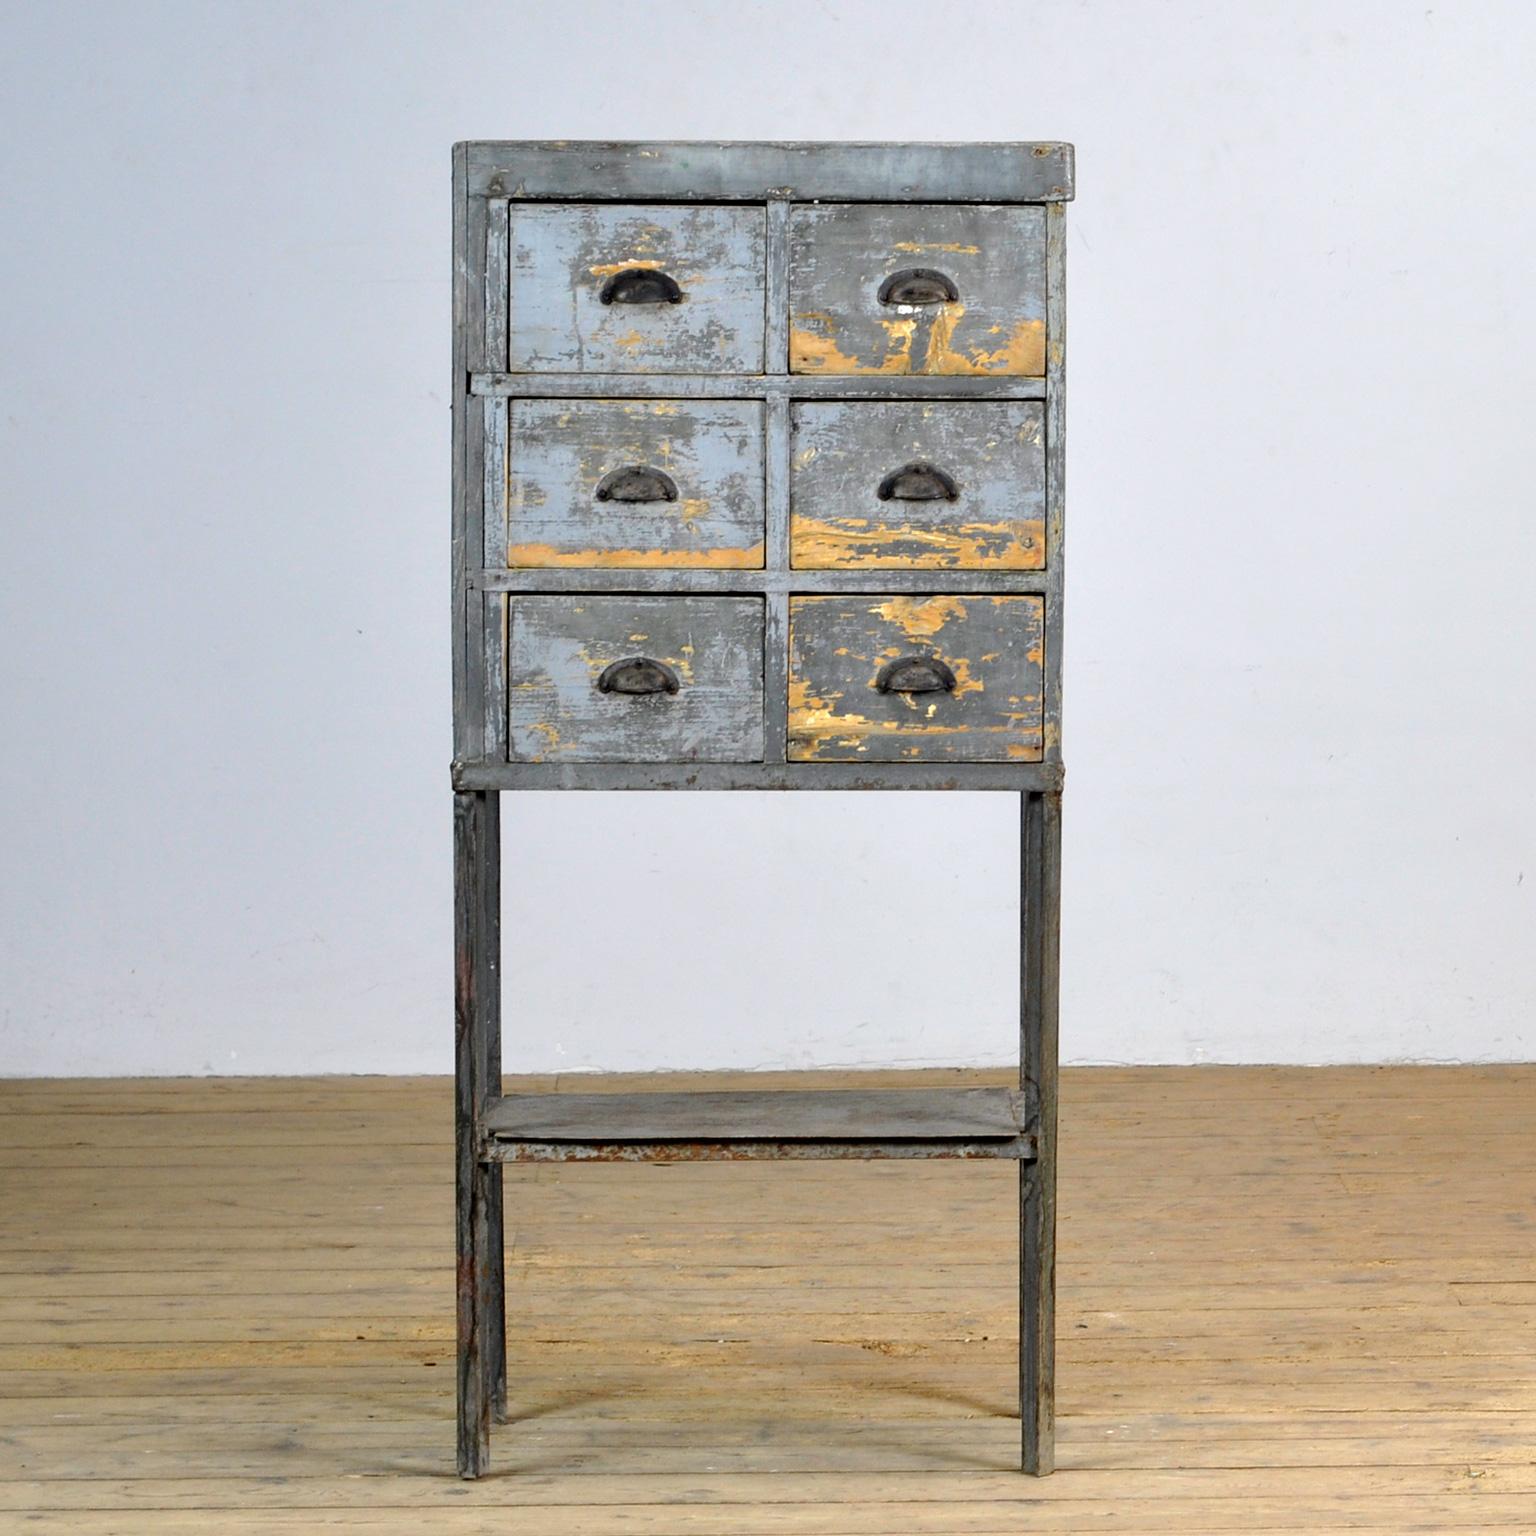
[
  {"left": 485, "top": 1088, "right": 1029, "bottom": 1144},
  {"left": 453, "top": 760, "right": 1060, "bottom": 793},
  {"left": 788, "top": 596, "right": 1045, "bottom": 762},
  {"left": 789, "top": 205, "right": 1047, "bottom": 376},
  {"left": 477, "top": 567, "right": 1049, "bottom": 596},
  {"left": 1022, "top": 791, "right": 1062, "bottom": 1474},
  {"left": 473, "top": 372, "right": 1049, "bottom": 401},
  {"left": 467, "top": 141, "right": 1076, "bottom": 203},
  {"left": 508, "top": 205, "right": 766, "bottom": 374},
  {"left": 506, "top": 596, "right": 764, "bottom": 763},
  {"left": 790, "top": 402, "right": 1045, "bottom": 569},
  {"left": 506, "top": 399, "right": 765, "bottom": 567}
]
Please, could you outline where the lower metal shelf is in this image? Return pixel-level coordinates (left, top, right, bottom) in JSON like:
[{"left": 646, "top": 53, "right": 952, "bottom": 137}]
[{"left": 482, "top": 1086, "right": 1035, "bottom": 1163}]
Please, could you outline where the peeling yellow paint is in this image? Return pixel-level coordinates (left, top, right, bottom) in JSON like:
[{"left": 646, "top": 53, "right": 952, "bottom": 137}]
[
  {"left": 869, "top": 595, "right": 972, "bottom": 639},
  {"left": 586, "top": 258, "right": 665, "bottom": 278},
  {"left": 791, "top": 515, "right": 1044, "bottom": 570},
  {"left": 790, "top": 306, "right": 1045, "bottom": 377},
  {"left": 891, "top": 241, "right": 982, "bottom": 255},
  {"left": 508, "top": 540, "right": 765, "bottom": 570},
  {"left": 786, "top": 595, "right": 1045, "bottom": 761}
]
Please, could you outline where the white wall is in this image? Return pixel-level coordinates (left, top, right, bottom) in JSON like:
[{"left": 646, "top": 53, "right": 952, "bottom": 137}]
[{"left": 2, "top": 0, "right": 1532, "bottom": 1076}]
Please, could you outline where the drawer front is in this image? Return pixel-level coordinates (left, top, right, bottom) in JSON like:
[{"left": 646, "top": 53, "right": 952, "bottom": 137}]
[
  {"left": 508, "top": 400, "right": 765, "bottom": 569},
  {"left": 508, "top": 205, "right": 766, "bottom": 374},
  {"left": 788, "top": 596, "right": 1044, "bottom": 762},
  {"left": 790, "top": 402, "right": 1044, "bottom": 569},
  {"left": 788, "top": 204, "right": 1046, "bottom": 376},
  {"left": 508, "top": 596, "right": 764, "bottom": 763}
]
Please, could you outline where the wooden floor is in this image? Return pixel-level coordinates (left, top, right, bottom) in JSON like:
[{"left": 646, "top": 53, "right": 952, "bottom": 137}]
[{"left": 1, "top": 1067, "right": 1533, "bottom": 1533}]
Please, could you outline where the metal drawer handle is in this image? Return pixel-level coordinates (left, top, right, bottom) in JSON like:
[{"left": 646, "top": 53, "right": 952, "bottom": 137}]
[
  {"left": 597, "top": 656, "right": 681, "bottom": 696},
  {"left": 877, "top": 267, "right": 959, "bottom": 306},
  {"left": 875, "top": 656, "right": 957, "bottom": 694},
  {"left": 595, "top": 465, "right": 678, "bottom": 503},
  {"left": 599, "top": 268, "right": 684, "bottom": 305},
  {"left": 877, "top": 461, "right": 960, "bottom": 502}
]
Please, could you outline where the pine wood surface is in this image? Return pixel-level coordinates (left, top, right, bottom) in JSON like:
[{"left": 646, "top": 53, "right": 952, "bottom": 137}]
[{"left": 1, "top": 1066, "right": 1533, "bottom": 1532}]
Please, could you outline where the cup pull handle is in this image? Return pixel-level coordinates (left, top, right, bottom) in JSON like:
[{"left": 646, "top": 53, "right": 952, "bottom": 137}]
[
  {"left": 597, "top": 657, "right": 681, "bottom": 696},
  {"left": 877, "top": 461, "right": 960, "bottom": 502},
  {"left": 875, "top": 656, "right": 957, "bottom": 694},
  {"left": 595, "top": 465, "right": 679, "bottom": 503},
  {"left": 877, "top": 267, "right": 959, "bottom": 306},
  {"left": 599, "top": 268, "right": 684, "bottom": 305}
]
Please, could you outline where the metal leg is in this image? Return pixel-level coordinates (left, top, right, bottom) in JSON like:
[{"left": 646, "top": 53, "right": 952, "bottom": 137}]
[
  {"left": 455, "top": 792, "right": 497, "bottom": 1477},
  {"left": 1020, "top": 791, "right": 1060, "bottom": 1474}
]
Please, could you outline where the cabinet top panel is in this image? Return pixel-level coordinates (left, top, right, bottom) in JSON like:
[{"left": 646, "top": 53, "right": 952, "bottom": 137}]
[{"left": 458, "top": 141, "right": 1075, "bottom": 204}]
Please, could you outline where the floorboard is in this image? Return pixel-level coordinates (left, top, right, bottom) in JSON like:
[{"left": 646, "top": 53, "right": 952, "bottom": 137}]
[{"left": 0, "top": 1066, "right": 1532, "bottom": 1532}]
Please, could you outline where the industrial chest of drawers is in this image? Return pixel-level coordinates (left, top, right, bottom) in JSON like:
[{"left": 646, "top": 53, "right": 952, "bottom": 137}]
[{"left": 450, "top": 140, "right": 1074, "bottom": 1478}]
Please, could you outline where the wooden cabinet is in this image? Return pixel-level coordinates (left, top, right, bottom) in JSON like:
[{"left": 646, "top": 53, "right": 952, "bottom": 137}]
[{"left": 452, "top": 140, "right": 1073, "bottom": 1478}]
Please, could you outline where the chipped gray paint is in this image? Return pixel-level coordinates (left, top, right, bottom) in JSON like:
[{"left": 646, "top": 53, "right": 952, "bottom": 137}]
[
  {"left": 790, "top": 401, "right": 1045, "bottom": 568},
  {"left": 788, "top": 595, "right": 1045, "bottom": 763},
  {"left": 508, "top": 204, "right": 766, "bottom": 374},
  {"left": 506, "top": 399, "right": 765, "bottom": 567},
  {"left": 788, "top": 204, "right": 1047, "bottom": 376},
  {"left": 507, "top": 595, "right": 764, "bottom": 763}
]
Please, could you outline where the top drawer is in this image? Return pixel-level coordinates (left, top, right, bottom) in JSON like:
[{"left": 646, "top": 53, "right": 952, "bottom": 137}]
[
  {"left": 508, "top": 205, "right": 766, "bottom": 374},
  {"left": 789, "top": 204, "right": 1046, "bottom": 377}
]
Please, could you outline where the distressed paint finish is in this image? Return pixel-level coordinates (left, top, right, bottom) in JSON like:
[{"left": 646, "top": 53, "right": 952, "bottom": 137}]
[
  {"left": 788, "top": 595, "right": 1044, "bottom": 762},
  {"left": 456, "top": 141, "right": 1073, "bottom": 1480},
  {"left": 789, "top": 204, "right": 1047, "bottom": 377},
  {"left": 507, "top": 595, "right": 764, "bottom": 763},
  {"left": 508, "top": 205, "right": 766, "bottom": 374},
  {"left": 507, "top": 399, "right": 765, "bottom": 568},
  {"left": 469, "top": 140, "right": 1075, "bottom": 203},
  {"left": 486, "top": 1087, "right": 1028, "bottom": 1143},
  {"left": 790, "top": 401, "right": 1045, "bottom": 569}
]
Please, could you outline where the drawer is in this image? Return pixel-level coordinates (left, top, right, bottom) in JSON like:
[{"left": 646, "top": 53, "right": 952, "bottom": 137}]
[
  {"left": 507, "top": 596, "right": 764, "bottom": 763},
  {"left": 788, "top": 204, "right": 1046, "bottom": 376},
  {"left": 508, "top": 400, "right": 765, "bottom": 569},
  {"left": 508, "top": 205, "right": 766, "bottom": 374},
  {"left": 790, "top": 402, "right": 1044, "bottom": 569},
  {"left": 788, "top": 596, "right": 1044, "bottom": 762}
]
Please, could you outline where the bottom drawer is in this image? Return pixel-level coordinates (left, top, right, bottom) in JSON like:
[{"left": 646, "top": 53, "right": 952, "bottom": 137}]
[
  {"left": 788, "top": 595, "right": 1044, "bottom": 762},
  {"left": 507, "top": 596, "right": 765, "bottom": 763}
]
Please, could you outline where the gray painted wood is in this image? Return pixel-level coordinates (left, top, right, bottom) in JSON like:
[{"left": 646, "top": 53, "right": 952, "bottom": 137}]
[
  {"left": 506, "top": 399, "right": 765, "bottom": 568},
  {"left": 490, "top": 1135, "right": 1034, "bottom": 1163},
  {"left": 507, "top": 595, "right": 764, "bottom": 763},
  {"left": 453, "top": 791, "right": 493, "bottom": 1478},
  {"left": 764, "top": 199, "right": 790, "bottom": 374},
  {"left": 486, "top": 1087, "right": 1027, "bottom": 1143},
  {"left": 473, "top": 371, "right": 1049, "bottom": 401},
  {"left": 789, "top": 204, "right": 1047, "bottom": 377},
  {"left": 1043, "top": 203, "right": 1068, "bottom": 768},
  {"left": 476, "top": 567, "right": 1048, "bottom": 596},
  {"left": 454, "top": 759, "right": 1061, "bottom": 793},
  {"left": 467, "top": 141, "right": 1075, "bottom": 203},
  {"left": 788, "top": 595, "right": 1045, "bottom": 763},
  {"left": 508, "top": 204, "right": 765, "bottom": 374},
  {"left": 790, "top": 402, "right": 1045, "bottom": 570},
  {"left": 1021, "top": 790, "right": 1062, "bottom": 1474},
  {"left": 483, "top": 199, "right": 508, "bottom": 373}
]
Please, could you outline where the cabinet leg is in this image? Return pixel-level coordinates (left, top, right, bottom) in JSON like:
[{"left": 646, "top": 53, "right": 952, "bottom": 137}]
[
  {"left": 486, "top": 1166, "right": 507, "bottom": 1422},
  {"left": 455, "top": 791, "right": 497, "bottom": 1477},
  {"left": 1020, "top": 790, "right": 1060, "bottom": 1474},
  {"left": 1021, "top": 1159, "right": 1056, "bottom": 1473},
  {"left": 480, "top": 791, "right": 508, "bottom": 1425}
]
